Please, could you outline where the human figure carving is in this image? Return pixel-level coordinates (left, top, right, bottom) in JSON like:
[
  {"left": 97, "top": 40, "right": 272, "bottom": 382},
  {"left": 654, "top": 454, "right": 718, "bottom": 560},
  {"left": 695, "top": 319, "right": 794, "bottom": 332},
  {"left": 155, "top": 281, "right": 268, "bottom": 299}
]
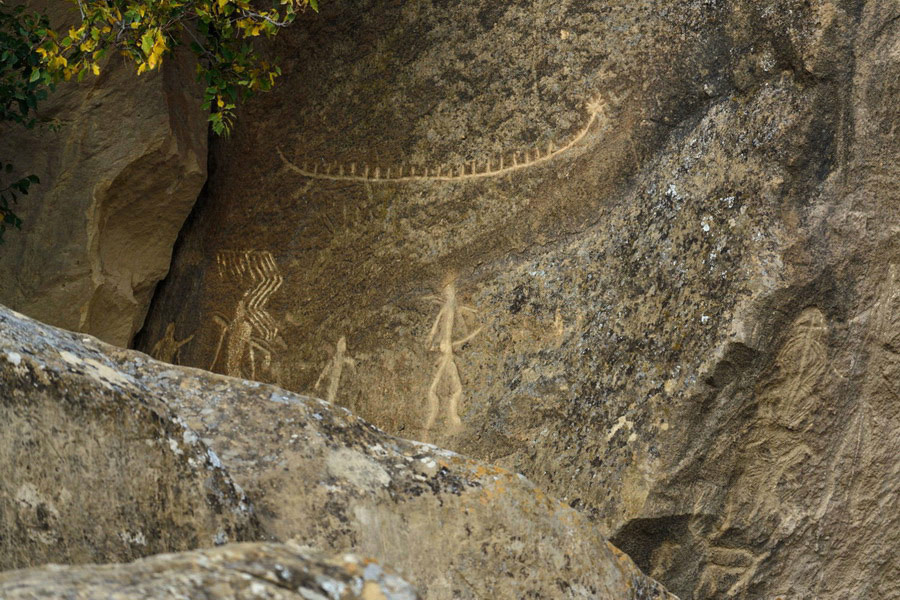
[
  {"left": 150, "top": 322, "right": 194, "bottom": 364},
  {"left": 315, "top": 336, "right": 356, "bottom": 406},
  {"left": 740, "top": 308, "right": 829, "bottom": 520},
  {"left": 693, "top": 306, "right": 833, "bottom": 599},
  {"left": 423, "top": 278, "right": 482, "bottom": 437}
]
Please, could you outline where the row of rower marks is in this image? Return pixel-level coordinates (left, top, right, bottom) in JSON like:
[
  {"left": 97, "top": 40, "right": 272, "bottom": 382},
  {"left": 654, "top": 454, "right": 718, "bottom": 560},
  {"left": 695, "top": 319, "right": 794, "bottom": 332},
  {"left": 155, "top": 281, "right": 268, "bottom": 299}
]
[{"left": 277, "top": 92, "right": 625, "bottom": 184}]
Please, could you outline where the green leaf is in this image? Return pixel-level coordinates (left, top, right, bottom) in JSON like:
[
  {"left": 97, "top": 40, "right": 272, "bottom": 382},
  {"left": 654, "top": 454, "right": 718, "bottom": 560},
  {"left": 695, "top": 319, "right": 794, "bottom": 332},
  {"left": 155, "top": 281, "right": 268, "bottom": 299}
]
[{"left": 141, "top": 32, "right": 155, "bottom": 56}]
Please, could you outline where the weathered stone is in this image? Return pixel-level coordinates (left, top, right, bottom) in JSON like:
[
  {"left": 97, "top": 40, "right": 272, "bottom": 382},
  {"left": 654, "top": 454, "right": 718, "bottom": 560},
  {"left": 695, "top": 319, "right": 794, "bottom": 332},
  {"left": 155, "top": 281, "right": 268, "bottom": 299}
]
[
  {"left": 0, "top": 543, "right": 419, "bottom": 600},
  {"left": 140, "top": 0, "right": 900, "bottom": 598},
  {"left": 0, "top": 0, "right": 207, "bottom": 347},
  {"left": 1, "top": 304, "right": 675, "bottom": 599},
  {"left": 0, "top": 307, "right": 259, "bottom": 571}
]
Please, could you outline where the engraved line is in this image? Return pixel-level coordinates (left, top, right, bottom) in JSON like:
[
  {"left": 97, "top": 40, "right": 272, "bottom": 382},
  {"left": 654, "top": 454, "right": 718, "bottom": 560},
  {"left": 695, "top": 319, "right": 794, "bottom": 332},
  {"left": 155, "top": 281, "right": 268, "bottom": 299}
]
[{"left": 278, "top": 99, "right": 609, "bottom": 184}]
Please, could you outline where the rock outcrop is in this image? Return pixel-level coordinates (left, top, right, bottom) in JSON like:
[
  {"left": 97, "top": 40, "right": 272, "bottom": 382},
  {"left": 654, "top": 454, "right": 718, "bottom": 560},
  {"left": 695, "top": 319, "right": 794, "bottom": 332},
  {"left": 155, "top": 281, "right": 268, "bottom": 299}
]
[
  {"left": 0, "top": 1, "right": 207, "bottom": 347},
  {"left": 0, "top": 304, "right": 675, "bottom": 599},
  {"left": 0, "top": 307, "right": 259, "bottom": 571},
  {"left": 140, "top": 0, "right": 900, "bottom": 598},
  {"left": 0, "top": 543, "right": 419, "bottom": 600}
]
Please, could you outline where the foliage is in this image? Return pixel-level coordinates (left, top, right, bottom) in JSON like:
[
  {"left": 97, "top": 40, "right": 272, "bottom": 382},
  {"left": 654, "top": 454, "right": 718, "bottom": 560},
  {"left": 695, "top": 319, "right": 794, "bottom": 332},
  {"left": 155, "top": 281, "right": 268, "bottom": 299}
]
[
  {"left": 0, "top": 2, "right": 49, "bottom": 242},
  {"left": 0, "top": 0, "right": 315, "bottom": 242},
  {"left": 0, "top": 162, "right": 37, "bottom": 243},
  {"left": 37, "top": 0, "right": 317, "bottom": 134}
]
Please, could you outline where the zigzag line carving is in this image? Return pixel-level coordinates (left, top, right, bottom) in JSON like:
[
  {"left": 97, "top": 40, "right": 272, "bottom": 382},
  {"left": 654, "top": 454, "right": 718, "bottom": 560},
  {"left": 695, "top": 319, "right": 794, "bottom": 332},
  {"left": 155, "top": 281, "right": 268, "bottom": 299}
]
[
  {"left": 278, "top": 94, "right": 617, "bottom": 184},
  {"left": 214, "top": 250, "right": 283, "bottom": 343}
]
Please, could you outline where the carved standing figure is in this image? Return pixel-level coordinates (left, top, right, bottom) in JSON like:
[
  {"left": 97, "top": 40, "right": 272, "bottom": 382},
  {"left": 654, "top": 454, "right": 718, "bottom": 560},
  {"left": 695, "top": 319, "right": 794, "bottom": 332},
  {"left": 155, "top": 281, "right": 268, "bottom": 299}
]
[
  {"left": 150, "top": 322, "right": 194, "bottom": 364},
  {"left": 424, "top": 278, "right": 482, "bottom": 437},
  {"left": 315, "top": 336, "right": 356, "bottom": 406}
]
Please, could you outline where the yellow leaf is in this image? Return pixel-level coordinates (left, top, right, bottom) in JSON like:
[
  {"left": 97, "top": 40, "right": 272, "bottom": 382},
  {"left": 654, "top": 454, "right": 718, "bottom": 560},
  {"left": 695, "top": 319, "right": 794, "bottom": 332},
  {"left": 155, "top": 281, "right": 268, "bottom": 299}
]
[{"left": 92, "top": 63, "right": 100, "bottom": 76}]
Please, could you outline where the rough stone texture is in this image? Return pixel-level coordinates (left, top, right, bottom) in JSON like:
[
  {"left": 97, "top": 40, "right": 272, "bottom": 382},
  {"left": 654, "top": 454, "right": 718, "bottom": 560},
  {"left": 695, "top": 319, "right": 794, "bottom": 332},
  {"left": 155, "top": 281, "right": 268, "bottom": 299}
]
[
  {"left": 0, "top": 0, "right": 207, "bottom": 347},
  {"left": 140, "top": 0, "right": 900, "bottom": 598},
  {"left": 0, "top": 543, "right": 419, "bottom": 600},
  {"left": 1, "top": 305, "right": 675, "bottom": 599},
  {"left": 0, "top": 307, "right": 259, "bottom": 571}
]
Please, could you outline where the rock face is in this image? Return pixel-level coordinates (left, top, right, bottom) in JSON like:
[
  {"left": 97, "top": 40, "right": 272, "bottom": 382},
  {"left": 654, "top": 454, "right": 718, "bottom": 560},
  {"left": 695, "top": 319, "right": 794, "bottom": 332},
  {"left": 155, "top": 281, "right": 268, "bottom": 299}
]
[
  {"left": 0, "top": 304, "right": 675, "bottom": 599},
  {"left": 0, "top": 543, "right": 419, "bottom": 600},
  {"left": 0, "top": 307, "right": 259, "bottom": 571},
  {"left": 140, "top": 0, "right": 900, "bottom": 598},
  {"left": 0, "top": 0, "right": 207, "bottom": 347}
]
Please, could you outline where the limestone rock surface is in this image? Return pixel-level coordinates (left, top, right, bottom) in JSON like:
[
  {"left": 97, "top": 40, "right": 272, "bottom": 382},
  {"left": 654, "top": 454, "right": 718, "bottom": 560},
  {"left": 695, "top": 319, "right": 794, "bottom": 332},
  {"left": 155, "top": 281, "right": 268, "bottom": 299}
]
[
  {"left": 0, "top": 307, "right": 259, "bottom": 571},
  {"left": 0, "top": 304, "right": 675, "bottom": 600},
  {"left": 140, "top": 0, "right": 900, "bottom": 598},
  {"left": 0, "top": 0, "right": 206, "bottom": 347},
  {"left": 0, "top": 543, "right": 419, "bottom": 600}
]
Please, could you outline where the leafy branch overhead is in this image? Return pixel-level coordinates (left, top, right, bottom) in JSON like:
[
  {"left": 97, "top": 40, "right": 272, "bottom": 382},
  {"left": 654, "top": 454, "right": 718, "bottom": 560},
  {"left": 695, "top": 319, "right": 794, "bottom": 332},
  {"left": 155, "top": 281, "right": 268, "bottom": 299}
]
[
  {"left": 33, "top": 0, "right": 317, "bottom": 134},
  {"left": 0, "top": 0, "right": 314, "bottom": 243}
]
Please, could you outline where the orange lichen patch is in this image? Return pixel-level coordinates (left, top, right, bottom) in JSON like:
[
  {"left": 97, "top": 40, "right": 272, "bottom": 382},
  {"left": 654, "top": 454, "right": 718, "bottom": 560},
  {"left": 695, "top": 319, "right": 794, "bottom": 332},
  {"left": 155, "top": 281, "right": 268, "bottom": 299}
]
[
  {"left": 475, "top": 478, "right": 511, "bottom": 505},
  {"left": 468, "top": 463, "right": 508, "bottom": 479}
]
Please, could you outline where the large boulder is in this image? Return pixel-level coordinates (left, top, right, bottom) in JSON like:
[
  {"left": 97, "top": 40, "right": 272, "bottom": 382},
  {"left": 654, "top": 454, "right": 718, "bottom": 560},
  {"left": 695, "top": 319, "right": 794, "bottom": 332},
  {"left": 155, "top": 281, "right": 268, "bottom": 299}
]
[
  {"left": 0, "top": 0, "right": 207, "bottom": 347},
  {"left": 0, "top": 543, "right": 419, "bottom": 600},
  {"left": 140, "top": 0, "right": 900, "bottom": 598},
  {"left": 0, "top": 304, "right": 675, "bottom": 599},
  {"left": 0, "top": 307, "right": 259, "bottom": 571}
]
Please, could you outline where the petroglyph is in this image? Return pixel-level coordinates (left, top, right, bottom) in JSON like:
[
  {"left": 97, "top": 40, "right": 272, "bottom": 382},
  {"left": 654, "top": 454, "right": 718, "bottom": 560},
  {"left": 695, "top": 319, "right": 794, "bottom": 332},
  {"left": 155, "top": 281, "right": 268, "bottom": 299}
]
[
  {"left": 278, "top": 92, "right": 622, "bottom": 184},
  {"left": 209, "top": 250, "right": 285, "bottom": 380},
  {"left": 717, "top": 307, "right": 831, "bottom": 557},
  {"left": 694, "top": 547, "right": 770, "bottom": 599},
  {"left": 423, "top": 278, "right": 482, "bottom": 437},
  {"left": 765, "top": 307, "right": 828, "bottom": 431},
  {"left": 150, "top": 322, "right": 194, "bottom": 364},
  {"left": 215, "top": 250, "right": 283, "bottom": 341},
  {"left": 871, "top": 263, "right": 900, "bottom": 350},
  {"left": 315, "top": 336, "right": 356, "bottom": 406}
]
